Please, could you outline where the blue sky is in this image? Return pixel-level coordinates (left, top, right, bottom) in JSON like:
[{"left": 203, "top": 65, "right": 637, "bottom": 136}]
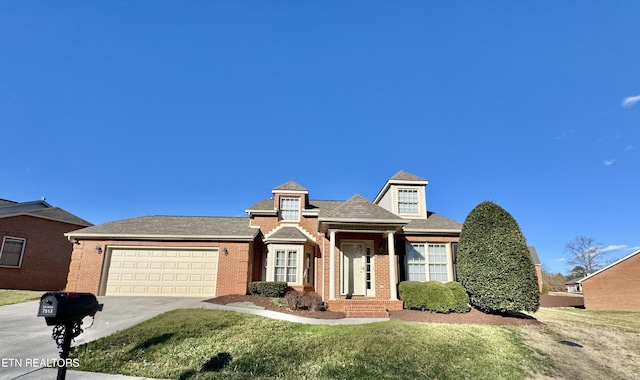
[{"left": 2, "top": 2, "right": 639, "bottom": 274}]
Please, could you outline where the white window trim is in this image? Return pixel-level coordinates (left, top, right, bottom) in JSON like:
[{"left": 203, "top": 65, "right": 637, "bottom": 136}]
[
  {"left": 405, "top": 242, "right": 452, "bottom": 282},
  {"left": 0, "top": 236, "right": 26, "bottom": 268},
  {"left": 266, "top": 244, "right": 303, "bottom": 285},
  {"left": 279, "top": 196, "right": 301, "bottom": 222}
]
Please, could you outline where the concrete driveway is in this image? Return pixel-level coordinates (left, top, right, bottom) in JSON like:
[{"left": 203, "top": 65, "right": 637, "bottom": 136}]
[{"left": 0, "top": 296, "right": 207, "bottom": 379}]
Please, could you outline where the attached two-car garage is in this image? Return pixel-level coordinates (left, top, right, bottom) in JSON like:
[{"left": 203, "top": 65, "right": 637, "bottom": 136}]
[{"left": 102, "top": 247, "right": 219, "bottom": 297}]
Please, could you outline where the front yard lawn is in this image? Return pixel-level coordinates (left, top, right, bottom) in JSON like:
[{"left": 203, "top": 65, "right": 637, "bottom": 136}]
[
  {"left": 0, "top": 289, "right": 43, "bottom": 306},
  {"left": 72, "top": 309, "right": 551, "bottom": 380}
]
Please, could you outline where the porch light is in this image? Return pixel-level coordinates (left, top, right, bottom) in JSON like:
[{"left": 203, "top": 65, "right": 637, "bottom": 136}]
[
  {"left": 94, "top": 245, "right": 103, "bottom": 254},
  {"left": 221, "top": 247, "right": 229, "bottom": 255},
  {"left": 378, "top": 241, "right": 386, "bottom": 254}
]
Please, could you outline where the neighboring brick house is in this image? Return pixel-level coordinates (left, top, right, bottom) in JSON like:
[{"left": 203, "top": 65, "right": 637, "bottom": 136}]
[
  {"left": 578, "top": 249, "right": 640, "bottom": 311},
  {"left": 528, "top": 246, "right": 543, "bottom": 292},
  {"left": 0, "top": 199, "right": 92, "bottom": 291},
  {"left": 65, "top": 171, "right": 464, "bottom": 315}
]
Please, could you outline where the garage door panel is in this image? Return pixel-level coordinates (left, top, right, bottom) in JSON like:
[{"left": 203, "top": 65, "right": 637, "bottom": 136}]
[{"left": 105, "top": 248, "right": 218, "bottom": 297}]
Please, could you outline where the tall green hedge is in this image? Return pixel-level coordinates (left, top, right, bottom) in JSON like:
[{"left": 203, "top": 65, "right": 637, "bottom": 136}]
[{"left": 457, "top": 201, "right": 540, "bottom": 313}]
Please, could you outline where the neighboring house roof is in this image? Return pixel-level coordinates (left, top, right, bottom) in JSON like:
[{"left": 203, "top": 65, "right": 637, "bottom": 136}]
[
  {"left": 577, "top": 248, "right": 640, "bottom": 284},
  {"left": 0, "top": 199, "right": 91, "bottom": 226},
  {"left": 65, "top": 215, "right": 259, "bottom": 241},
  {"left": 528, "top": 246, "right": 541, "bottom": 265},
  {"left": 403, "top": 212, "right": 463, "bottom": 234},
  {"left": 564, "top": 277, "right": 585, "bottom": 285}
]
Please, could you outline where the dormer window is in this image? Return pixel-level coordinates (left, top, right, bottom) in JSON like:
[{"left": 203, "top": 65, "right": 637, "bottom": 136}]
[
  {"left": 398, "top": 189, "right": 419, "bottom": 214},
  {"left": 279, "top": 197, "right": 300, "bottom": 221}
]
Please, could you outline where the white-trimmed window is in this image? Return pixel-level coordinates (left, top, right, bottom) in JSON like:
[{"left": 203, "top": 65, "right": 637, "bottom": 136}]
[
  {"left": 428, "top": 244, "right": 448, "bottom": 282},
  {"left": 406, "top": 243, "right": 427, "bottom": 282},
  {"left": 405, "top": 243, "right": 449, "bottom": 282},
  {"left": 279, "top": 197, "right": 300, "bottom": 221},
  {"left": 275, "top": 249, "right": 297, "bottom": 283},
  {"left": 0, "top": 237, "right": 26, "bottom": 267},
  {"left": 398, "top": 189, "right": 419, "bottom": 214}
]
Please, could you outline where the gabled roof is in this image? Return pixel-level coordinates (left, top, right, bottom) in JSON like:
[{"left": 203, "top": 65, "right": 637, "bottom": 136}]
[
  {"left": 319, "top": 195, "right": 406, "bottom": 224},
  {"left": 402, "top": 212, "right": 462, "bottom": 234},
  {"left": 273, "top": 181, "right": 308, "bottom": 193},
  {"left": 66, "top": 215, "right": 259, "bottom": 241},
  {"left": 374, "top": 170, "right": 428, "bottom": 204},
  {"left": 264, "top": 226, "right": 315, "bottom": 244},
  {"left": 578, "top": 248, "right": 640, "bottom": 284},
  {"left": 0, "top": 199, "right": 91, "bottom": 226},
  {"left": 390, "top": 170, "right": 427, "bottom": 182}
]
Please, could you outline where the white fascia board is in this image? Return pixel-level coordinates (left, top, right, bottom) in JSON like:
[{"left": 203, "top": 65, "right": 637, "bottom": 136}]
[
  {"left": 272, "top": 189, "right": 308, "bottom": 195},
  {"left": 245, "top": 209, "right": 277, "bottom": 216},
  {"left": 301, "top": 210, "right": 319, "bottom": 216},
  {"left": 578, "top": 248, "right": 640, "bottom": 283},
  {"left": 63, "top": 233, "right": 257, "bottom": 242}
]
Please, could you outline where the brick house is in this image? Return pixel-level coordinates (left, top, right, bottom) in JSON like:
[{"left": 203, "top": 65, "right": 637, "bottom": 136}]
[
  {"left": 0, "top": 199, "right": 92, "bottom": 291},
  {"left": 578, "top": 249, "right": 640, "bottom": 311},
  {"left": 65, "top": 171, "right": 463, "bottom": 315}
]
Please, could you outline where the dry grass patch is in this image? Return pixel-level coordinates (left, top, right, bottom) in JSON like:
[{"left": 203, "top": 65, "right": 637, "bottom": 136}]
[
  {"left": 0, "top": 289, "right": 43, "bottom": 306},
  {"left": 521, "top": 308, "right": 640, "bottom": 380}
]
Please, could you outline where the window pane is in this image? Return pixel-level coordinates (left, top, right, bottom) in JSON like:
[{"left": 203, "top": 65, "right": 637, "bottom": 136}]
[
  {"left": 287, "top": 251, "right": 297, "bottom": 267},
  {"left": 398, "top": 189, "right": 418, "bottom": 214},
  {"left": 429, "top": 264, "right": 448, "bottom": 282},
  {"left": 275, "top": 251, "right": 286, "bottom": 267},
  {"left": 428, "top": 244, "right": 447, "bottom": 263},
  {"left": 280, "top": 197, "right": 299, "bottom": 221},
  {"left": 0, "top": 238, "right": 25, "bottom": 267},
  {"left": 275, "top": 267, "right": 285, "bottom": 282}
]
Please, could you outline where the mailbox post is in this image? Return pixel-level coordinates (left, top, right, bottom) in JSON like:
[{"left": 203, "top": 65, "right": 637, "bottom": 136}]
[{"left": 37, "top": 292, "right": 103, "bottom": 380}]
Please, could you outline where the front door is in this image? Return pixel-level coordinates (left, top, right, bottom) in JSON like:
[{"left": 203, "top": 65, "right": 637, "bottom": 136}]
[{"left": 341, "top": 243, "right": 365, "bottom": 296}]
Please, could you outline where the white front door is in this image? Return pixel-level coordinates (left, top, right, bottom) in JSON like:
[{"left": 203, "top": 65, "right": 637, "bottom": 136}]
[{"left": 341, "top": 243, "right": 365, "bottom": 296}]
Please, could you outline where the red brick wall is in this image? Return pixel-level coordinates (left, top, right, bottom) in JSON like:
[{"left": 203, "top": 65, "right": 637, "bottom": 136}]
[
  {"left": 0, "top": 215, "right": 86, "bottom": 291},
  {"left": 65, "top": 239, "right": 255, "bottom": 297},
  {"left": 581, "top": 253, "right": 640, "bottom": 311}
]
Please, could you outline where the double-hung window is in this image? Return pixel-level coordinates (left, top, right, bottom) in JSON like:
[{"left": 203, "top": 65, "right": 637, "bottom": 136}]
[
  {"left": 280, "top": 197, "right": 300, "bottom": 221},
  {"left": 0, "top": 237, "right": 26, "bottom": 267},
  {"left": 405, "top": 242, "right": 449, "bottom": 282},
  {"left": 275, "top": 249, "right": 297, "bottom": 283},
  {"left": 398, "top": 189, "right": 419, "bottom": 214},
  {"left": 406, "top": 243, "right": 427, "bottom": 282}
]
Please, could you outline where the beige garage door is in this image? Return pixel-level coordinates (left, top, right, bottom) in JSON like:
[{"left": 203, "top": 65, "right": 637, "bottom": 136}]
[{"left": 104, "top": 248, "right": 218, "bottom": 296}]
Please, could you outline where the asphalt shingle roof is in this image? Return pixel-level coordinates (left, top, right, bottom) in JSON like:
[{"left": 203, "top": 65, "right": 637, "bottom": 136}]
[
  {"left": 319, "top": 195, "right": 405, "bottom": 222},
  {"left": 390, "top": 170, "right": 427, "bottom": 182},
  {"left": 403, "top": 212, "right": 463, "bottom": 233},
  {"left": 273, "top": 181, "right": 308, "bottom": 192},
  {"left": 66, "top": 216, "right": 258, "bottom": 240}
]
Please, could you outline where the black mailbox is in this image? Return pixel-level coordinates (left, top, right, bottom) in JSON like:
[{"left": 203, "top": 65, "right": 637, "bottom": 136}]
[{"left": 37, "top": 292, "right": 103, "bottom": 326}]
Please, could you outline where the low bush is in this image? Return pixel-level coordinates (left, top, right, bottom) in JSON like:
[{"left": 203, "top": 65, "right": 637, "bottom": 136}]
[
  {"left": 444, "top": 282, "right": 470, "bottom": 313},
  {"left": 399, "top": 281, "right": 470, "bottom": 313},
  {"left": 424, "top": 281, "right": 455, "bottom": 313},
  {"left": 398, "top": 281, "right": 430, "bottom": 310},
  {"left": 248, "top": 281, "right": 290, "bottom": 297},
  {"left": 285, "top": 290, "right": 324, "bottom": 311}
]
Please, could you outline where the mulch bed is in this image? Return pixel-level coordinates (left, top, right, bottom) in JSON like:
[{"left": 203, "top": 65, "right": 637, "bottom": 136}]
[{"left": 204, "top": 295, "right": 542, "bottom": 326}]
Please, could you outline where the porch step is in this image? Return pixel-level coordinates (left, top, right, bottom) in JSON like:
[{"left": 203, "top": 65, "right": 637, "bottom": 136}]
[{"left": 344, "top": 304, "right": 389, "bottom": 318}]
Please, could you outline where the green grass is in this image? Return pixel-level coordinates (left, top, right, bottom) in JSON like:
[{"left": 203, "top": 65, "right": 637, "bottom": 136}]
[
  {"left": 72, "top": 309, "right": 552, "bottom": 380},
  {"left": 0, "top": 289, "right": 43, "bottom": 306}
]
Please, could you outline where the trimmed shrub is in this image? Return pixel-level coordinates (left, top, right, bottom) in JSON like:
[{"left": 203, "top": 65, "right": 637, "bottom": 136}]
[
  {"left": 248, "top": 281, "right": 290, "bottom": 298},
  {"left": 399, "top": 281, "right": 468, "bottom": 313},
  {"left": 399, "top": 281, "right": 429, "bottom": 310},
  {"left": 445, "top": 282, "right": 470, "bottom": 313},
  {"left": 424, "top": 281, "right": 454, "bottom": 313},
  {"left": 457, "top": 201, "right": 540, "bottom": 313},
  {"left": 285, "top": 290, "right": 324, "bottom": 311}
]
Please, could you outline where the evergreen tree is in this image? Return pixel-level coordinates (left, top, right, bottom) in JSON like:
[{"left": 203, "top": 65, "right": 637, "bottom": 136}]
[{"left": 457, "top": 201, "right": 540, "bottom": 313}]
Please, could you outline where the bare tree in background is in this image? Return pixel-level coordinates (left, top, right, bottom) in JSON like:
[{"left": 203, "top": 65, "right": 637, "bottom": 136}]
[{"left": 565, "top": 236, "right": 606, "bottom": 275}]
